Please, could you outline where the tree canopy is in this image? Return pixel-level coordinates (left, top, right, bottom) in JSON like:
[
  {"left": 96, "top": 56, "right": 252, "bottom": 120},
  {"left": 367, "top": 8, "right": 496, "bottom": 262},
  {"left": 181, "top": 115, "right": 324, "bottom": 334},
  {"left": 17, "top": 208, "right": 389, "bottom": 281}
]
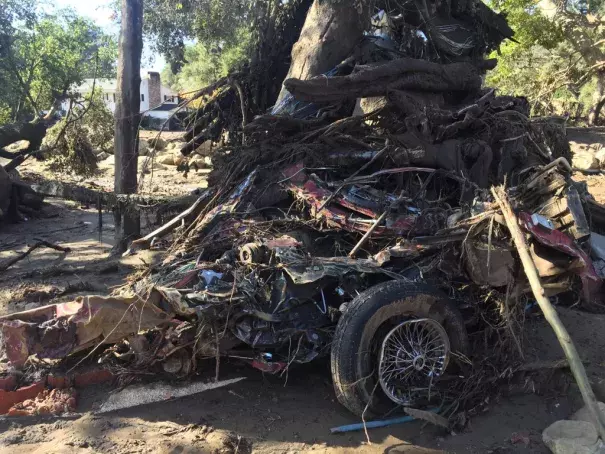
[
  {"left": 146, "top": 0, "right": 311, "bottom": 95},
  {"left": 0, "top": 1, "right": 117, "bottom": 123},
  {"left": 144, "top": 0, "right": 256, "bottom": 74},
  {"left": 486, "top": 0, "right": 605, "bottom": 121}
]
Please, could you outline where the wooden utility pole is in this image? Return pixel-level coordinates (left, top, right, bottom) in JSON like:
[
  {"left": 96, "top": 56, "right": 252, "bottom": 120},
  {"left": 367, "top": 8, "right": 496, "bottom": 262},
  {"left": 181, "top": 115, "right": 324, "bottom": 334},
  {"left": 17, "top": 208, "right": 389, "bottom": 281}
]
[{"left": 114, "top": 0, "right": 143, "bottom": 251}]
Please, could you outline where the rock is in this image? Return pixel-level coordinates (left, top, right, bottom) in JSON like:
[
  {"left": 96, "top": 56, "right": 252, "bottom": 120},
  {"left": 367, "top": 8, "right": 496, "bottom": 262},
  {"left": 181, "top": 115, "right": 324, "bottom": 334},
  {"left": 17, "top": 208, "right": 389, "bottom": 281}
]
[
  {"left": 194, "top": 140, "right": 213, "bottom": 156},
  {"left": 570, "top": 141, "right": 590, "bottom": 155},
  {"left": 157, "top": 152, "right": 184, "bottom": 166},
  {"left": 189, "top": 156, "right": 206, "bottom": 169},
  {"left": 573, "top": 151, "right": 600, "bottom": 171},
  {"left": 148, "top": 136, "right": 166, "bottom": 151},
  {"left": 542, "top": 420, "right": 602, "bottom": 454},
  {"left": 138, "top": 156, "right": 167, "bottom": 173},
  {"left": 139, "top": 139, "right": 150, "bottom": 156},
  {"left": 189, "top": 155, "right": 212, "bottom": 169},
  {"left": 167, "top": 141, "right": 186, "bottom": 152},
  {"left": 571, "top": 402, "right": 605, "bottom": 425},
  {"left": 96, "top": 152, "right": 110, "bottom": 162}
]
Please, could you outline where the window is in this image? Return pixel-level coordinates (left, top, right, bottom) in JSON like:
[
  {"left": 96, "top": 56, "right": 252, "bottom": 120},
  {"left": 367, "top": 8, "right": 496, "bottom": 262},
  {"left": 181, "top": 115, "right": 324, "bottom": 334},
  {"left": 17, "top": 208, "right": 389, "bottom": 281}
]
[
  {"left": 164, "top": 95, "right": 167, "bottom": 101},
  {"left": 113, "top": 93, "right": 116, "bottom": 102},
  {"left": 105, "top": 93, "right": 109, "bottom": 101},
  {"left": 141, "top": 94, "right": 145, "bottom": 102}
]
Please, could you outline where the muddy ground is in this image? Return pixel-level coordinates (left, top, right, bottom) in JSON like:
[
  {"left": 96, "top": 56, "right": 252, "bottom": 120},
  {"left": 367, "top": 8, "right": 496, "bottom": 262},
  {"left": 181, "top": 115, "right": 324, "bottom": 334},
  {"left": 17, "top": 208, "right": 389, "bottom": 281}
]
[{"left": 0, "top": 128, "right": 604, "bottom": 453}]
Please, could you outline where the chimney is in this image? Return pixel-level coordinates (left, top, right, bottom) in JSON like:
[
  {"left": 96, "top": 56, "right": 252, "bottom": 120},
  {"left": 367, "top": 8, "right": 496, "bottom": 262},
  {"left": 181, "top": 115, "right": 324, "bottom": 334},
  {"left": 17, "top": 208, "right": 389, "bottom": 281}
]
[{"left": 147, "top": 71, "right": 162, "bottom": 109}]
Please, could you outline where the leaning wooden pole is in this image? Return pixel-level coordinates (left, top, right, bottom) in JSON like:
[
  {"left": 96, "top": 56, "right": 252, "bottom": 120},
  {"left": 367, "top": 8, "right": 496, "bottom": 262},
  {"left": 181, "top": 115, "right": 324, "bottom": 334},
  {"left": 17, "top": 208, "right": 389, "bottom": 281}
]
[{"left": 491, "top": 186, "right": 605, "bottom": 440}]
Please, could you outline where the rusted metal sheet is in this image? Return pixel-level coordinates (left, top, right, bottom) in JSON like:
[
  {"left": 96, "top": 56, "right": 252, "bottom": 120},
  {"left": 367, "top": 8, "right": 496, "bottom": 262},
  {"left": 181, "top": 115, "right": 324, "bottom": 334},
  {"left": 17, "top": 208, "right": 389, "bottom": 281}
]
[{"left": 520, "top": 212, "right": 604, "bottom": 303}]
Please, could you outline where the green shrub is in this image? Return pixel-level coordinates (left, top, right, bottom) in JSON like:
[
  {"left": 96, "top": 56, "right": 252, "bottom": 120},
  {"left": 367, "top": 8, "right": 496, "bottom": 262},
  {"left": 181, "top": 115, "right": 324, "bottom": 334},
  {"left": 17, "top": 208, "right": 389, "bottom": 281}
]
[{"left": 42, "top": 90, "right": 114, "bottom": 176}]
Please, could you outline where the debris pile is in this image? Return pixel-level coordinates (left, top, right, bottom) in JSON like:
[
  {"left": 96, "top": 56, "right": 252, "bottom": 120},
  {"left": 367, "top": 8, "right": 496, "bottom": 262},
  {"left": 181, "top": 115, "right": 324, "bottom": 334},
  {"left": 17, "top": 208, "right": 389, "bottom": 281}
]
[{"left": 2, "top": 0, "right": 605, "bottom": 423}]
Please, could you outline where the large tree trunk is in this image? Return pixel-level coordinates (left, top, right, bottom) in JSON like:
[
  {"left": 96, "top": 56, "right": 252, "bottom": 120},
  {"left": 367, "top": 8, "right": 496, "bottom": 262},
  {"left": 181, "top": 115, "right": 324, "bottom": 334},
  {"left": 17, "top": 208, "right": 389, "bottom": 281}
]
[
  {"left": 0, "top": 122, "right": 47, "bottom": 152},
  {"left": 275, "top": 0, "right": 370, "bottom": 105},
  {"left": 114, "top": 0, "right": 143, "bottom": 251}
]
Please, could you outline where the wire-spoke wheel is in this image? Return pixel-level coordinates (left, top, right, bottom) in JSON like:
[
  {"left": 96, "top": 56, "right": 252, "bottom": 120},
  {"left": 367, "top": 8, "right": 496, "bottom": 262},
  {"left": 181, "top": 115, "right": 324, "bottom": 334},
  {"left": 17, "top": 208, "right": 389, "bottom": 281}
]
[
  {"left": 331, "top": 281, "right": 469, "bottom": 417},
  {"left": 378, "top": 318, "right": 450, "bottom": 406}
]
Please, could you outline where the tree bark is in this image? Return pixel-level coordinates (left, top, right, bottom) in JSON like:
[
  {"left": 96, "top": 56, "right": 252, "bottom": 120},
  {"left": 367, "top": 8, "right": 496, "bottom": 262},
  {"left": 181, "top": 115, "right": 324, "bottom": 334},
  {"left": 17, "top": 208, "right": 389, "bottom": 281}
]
[
  {"left": 0, "top": 122, "right": 47, "bottom": 152},
  {"left": 114, "top": 0, "right": 143, "bottom": 251},
  {"left": 275, "top": 0, "right": 370, "bottom": 105}
]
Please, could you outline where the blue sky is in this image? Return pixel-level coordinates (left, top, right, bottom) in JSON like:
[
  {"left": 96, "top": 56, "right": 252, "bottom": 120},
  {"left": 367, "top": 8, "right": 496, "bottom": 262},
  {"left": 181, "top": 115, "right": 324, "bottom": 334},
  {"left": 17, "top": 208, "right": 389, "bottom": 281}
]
[{"left": 54, "top": 0, "right": 166, "bottom": 72}]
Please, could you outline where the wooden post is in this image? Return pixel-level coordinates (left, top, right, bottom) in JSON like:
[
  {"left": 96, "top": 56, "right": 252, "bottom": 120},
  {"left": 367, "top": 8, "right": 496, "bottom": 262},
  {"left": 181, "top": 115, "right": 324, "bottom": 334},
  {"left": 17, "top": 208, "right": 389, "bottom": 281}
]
[
  {"left": 492, "top": 186, "right": 605, "bottom": 440},
  {"left": 114, "top": 0, "right": 143, "bottom": 251}
]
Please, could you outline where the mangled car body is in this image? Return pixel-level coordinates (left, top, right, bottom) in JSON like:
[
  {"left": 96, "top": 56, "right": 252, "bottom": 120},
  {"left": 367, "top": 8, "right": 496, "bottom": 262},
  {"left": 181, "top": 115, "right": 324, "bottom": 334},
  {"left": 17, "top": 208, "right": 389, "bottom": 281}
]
[{"left": 2, "top": 0, "right": 605, "bottom": 420}]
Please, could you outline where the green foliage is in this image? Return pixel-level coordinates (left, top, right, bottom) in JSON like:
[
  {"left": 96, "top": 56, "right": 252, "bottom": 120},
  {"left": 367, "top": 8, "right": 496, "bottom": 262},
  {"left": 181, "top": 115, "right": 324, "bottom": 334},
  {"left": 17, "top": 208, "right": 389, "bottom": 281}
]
[
  {"left": 161, "top": 29, "right": 252, "bottom": 92},
  {"left": 0, "top": 105, "right": 12, "bottom": 125},
  {"left": 42, "top": 90, "right": 113, "bottom": 176},
  {"left": 144, "top": 0, "right": 288, "bottom": 86},
  {"left": 143, "top": 0, "right": 255, "bottom": 69},
  {"left": 0, "top": 1, "right": 117, "bottom": 122},
  {"left": 487, "top": 41, "right": 583, "bottom": 115},
  {"left": 489, "top": 0, "right": 564, "bottom": 49},
  {"left": 487, "top": 0, "right": 605, "bottom": 118},
  {"left": 79, "top": 91, "right": 115, "bottom": 153},
  {"left": 43, "top": 118, "right": 98, "bottom": 177}
]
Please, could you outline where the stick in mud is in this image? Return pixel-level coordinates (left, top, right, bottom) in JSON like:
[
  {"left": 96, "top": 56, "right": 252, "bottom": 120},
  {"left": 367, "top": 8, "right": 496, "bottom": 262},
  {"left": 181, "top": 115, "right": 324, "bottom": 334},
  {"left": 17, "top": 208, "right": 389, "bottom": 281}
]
[
  {"left": 0, "top": 239, "right": 71, "bottom": 272},
  {"left": 491, "top": 185, "right": 605, "bottom": 440}
]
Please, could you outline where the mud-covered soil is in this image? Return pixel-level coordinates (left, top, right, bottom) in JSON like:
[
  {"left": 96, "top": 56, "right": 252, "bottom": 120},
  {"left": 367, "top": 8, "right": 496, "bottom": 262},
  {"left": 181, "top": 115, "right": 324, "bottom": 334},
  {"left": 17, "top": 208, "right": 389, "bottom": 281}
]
[
  {"left": 568, "top": 127, "right": 605, "bottom": 204},
  {"left": 1, "top": 306, "right": 599, "bottom": 454},
  {"left": 1, "top": 128, "right": 605, "bottom": 453},
  {"left": 12, "top": 130, "right": 208, "bottom": 198}
]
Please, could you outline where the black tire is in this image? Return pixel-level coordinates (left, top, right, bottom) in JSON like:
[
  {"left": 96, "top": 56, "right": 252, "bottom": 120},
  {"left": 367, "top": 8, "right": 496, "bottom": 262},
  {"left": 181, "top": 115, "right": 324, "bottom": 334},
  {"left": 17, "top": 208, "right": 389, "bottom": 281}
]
[{"left": 330, "top": 280, "right": 469, "bottom": 417}]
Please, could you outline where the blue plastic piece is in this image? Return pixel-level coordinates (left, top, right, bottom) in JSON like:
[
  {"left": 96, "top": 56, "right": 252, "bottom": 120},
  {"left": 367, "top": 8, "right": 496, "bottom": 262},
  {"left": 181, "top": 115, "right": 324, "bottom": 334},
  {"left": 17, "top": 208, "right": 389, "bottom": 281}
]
[{"left": 330, "top": 407, "right": 440, "bottom": 434}]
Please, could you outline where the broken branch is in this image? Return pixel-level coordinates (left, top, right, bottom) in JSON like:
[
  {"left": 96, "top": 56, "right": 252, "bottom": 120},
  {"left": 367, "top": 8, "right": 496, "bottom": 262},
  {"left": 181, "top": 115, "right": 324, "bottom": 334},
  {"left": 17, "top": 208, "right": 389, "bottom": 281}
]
[
  {"left": 0, "top": 239, "right": 71, "bottom": 272},
  {"left": 491, "top": 185, "right": 605, "bottom": 440}
]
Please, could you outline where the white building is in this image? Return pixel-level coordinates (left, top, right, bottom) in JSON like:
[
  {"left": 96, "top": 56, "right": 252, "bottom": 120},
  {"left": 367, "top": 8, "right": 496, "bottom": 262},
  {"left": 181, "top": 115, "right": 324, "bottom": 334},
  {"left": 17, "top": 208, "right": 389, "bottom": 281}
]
[{"left": 62, "top": 71, "right": 180, "bottom": 121}]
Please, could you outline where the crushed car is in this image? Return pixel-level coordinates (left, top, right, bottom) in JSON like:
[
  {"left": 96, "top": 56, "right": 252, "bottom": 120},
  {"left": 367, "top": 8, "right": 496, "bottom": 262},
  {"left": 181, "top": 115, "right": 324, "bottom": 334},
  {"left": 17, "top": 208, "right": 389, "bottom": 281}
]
[{"left": 2, "top": 0, "right": 605, "bottom": 421}]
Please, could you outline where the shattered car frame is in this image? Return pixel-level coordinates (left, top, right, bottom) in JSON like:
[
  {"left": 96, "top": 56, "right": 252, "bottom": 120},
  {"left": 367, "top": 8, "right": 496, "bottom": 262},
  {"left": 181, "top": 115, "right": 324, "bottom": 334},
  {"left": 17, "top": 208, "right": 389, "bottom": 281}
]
[
  {"left": 2, "top": 0, "right": 605, "bottom": 419},
  {"left": 2, "top": 155, "right": 602, "bottom": 418}
]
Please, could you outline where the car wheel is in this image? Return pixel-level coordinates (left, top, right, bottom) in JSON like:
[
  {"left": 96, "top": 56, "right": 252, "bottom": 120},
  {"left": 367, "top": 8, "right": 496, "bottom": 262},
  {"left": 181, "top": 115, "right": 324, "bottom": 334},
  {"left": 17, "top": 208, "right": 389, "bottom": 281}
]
[{"left": 330, "top": 280, "right": 469, "bottom": 417}]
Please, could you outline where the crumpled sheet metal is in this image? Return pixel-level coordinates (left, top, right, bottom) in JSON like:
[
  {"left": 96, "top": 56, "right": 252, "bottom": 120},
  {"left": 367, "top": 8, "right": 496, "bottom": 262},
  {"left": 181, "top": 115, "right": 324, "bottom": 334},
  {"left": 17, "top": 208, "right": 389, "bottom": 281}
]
[
  {"left": 464, "top": 241, "right": 515, "bottom": 287},
  {"left": 282, "top": 164, "right": 417, "bottom": 236},
  {"left": 520, "top": 212, "right": 604, "bottom": 304},
  {"left": 590, "top": 232, "right": 605, "bottom": 261},
  {"left": 373, "top": 242, "right": 426, "bottom": 266},
  {"left": 277, "top": 249, "right": 400, "bottom": 284},
  {"left": 0, "top": 294, "right": 173, "bottom": 369}
]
